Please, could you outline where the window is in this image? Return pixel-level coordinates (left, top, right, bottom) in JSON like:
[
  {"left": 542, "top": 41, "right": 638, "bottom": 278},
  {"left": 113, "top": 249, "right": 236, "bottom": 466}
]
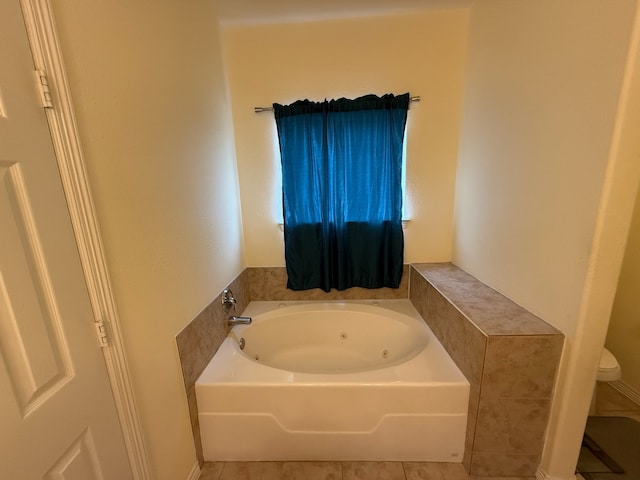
[{"left": 274, "top": 93, "right": 409, "bottom": 292}]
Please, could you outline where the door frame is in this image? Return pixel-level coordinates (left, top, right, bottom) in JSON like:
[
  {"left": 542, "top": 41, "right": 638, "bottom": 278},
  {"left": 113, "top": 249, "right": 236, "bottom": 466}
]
[
  {"left": 538, "top": 4, "right": 640, "bottom": 480},
  {"left": 18, "top": 1, "right": 152, "bottom": 479}
]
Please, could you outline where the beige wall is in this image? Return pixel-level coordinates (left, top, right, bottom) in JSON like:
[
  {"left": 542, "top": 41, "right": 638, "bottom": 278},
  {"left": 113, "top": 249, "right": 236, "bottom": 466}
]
[
  {"left": 222, "top": 10, "right": 468, "bottom": 266},
  {"left": 454, "top": 1, "right": 639, "bottom": 479},
  {"left": 454, "top": 0, "right": 635, "bottom": 335},
  {"left": 52, "top": 2, "right": 244, "bottom": 479},
  {"left": 607, "top": 186, "right": 640, "bottom": 395}
]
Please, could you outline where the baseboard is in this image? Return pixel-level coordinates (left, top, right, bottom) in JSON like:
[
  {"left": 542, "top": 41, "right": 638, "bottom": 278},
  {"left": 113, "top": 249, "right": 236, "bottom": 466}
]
[
  {"left": 186, "top": 462, "right": 201, "bottom": 480},
  {"left": 536, "top": 467, "right": 577, "bottom": 480},
  {"left": 610, "top": 380, "right": 640, "bottom": 406}
]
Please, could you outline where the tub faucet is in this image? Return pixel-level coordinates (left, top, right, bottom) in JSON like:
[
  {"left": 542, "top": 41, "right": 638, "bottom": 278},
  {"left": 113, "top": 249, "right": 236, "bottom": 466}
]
[
  {"left": 221, "top": 289, "right": 236, "bottom": 311},
  {"left": 227, "top": 316, "right": 252, "bottom": 326}
]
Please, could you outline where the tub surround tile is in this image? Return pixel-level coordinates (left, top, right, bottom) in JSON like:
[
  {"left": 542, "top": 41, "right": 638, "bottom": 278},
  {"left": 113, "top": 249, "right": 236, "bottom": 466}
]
[
  {"left": 177, "top": 271, "right": 251, "bottom": 390},
  {"left": 248, "top": 266, "right": 409, "bottom": 301},
  {"left": 408, "top": 268, "right": 430, "bottom": 318},
  {"left": 342, "top": 461, "right": 405, "bottom": 480},
  {"left": 473, "top": 397, "right": 551, "bottom": 454},
  {"left": 426, "top": 282, "right": 486, "bottom": 386},
  {"left": 176, "top": 270, "right": 251, "bottom": 465},
  {"left": 463, "top": 382, "right": 482, "bottom": 470},
  {"left": 176, "top": 305, "right": 224, "bottom": 393},
  {"left": 462, "top": 437, "right": 473, "bottom": 471},
  {"left": 481, "top": 336, "right": 564, "bottom": 399},
  {"left": 412, "top": 263, "right": 561, "bottom": 336},
  {"left": 409, "top": 263, "right": 564, "bottom": 478},
  {"left": 410, "top": 270, "right": 486, "bottom": 474}
]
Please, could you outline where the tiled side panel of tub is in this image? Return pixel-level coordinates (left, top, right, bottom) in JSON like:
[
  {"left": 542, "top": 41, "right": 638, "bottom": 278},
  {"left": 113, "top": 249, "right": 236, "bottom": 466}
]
[
  {"left": 470, "top": 335, "right": 564, "bottom": 477},
  {"left": 410, "top": 267, "right": 486, "bottom": 471},
  {"left": 176, "top": 270, "right": 251, "bottom": 465},
  {"left": 409, "top": 263, "right": 565, "bottom": 477}
]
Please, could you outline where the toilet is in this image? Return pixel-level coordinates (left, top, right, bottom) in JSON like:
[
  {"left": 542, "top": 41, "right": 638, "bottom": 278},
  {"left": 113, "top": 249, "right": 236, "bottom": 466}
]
[
  {"left": 590, "top": 347, "right": 622, "bottom": 415},
  {"left": 598, "top": 347, "right": 622, "bottom": 382}
]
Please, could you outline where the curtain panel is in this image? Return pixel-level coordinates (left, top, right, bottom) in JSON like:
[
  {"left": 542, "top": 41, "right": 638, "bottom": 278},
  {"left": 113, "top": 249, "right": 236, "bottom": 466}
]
[{"left": 274, "top": 93, "right": 409, "bottom": 292}]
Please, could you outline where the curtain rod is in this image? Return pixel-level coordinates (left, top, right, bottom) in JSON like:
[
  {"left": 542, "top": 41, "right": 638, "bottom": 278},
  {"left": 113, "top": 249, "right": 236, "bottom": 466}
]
[{"left": 254, "top": 95, "right": 420, "bottom": 113}]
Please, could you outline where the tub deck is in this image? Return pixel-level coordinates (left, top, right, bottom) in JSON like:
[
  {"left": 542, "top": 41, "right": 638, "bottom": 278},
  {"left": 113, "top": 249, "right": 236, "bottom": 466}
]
[{"left": 195, "top": 300, "right": 469, "bottom": 462}]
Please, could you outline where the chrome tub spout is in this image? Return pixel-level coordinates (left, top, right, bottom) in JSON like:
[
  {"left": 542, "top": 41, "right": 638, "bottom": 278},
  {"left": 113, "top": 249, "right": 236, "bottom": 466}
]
[{"left": 227, "top": 316, "right": 252, "bottom": 326}]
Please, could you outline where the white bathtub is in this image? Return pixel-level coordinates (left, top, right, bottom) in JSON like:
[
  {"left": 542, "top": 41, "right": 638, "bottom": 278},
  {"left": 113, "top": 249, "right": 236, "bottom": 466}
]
[{"left": 195, "top": 300, "right": 469, "bottom": 462}]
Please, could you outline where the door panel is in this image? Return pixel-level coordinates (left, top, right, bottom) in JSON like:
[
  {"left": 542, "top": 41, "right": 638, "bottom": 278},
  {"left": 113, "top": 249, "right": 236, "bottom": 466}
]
[
  {"left": 0, "top": 162, "right": 72, "bottom": 415},
  {"left": 0, "top": 1, "right": 134, "bottom": 479},
  {"left": 45, "top": 429, "right": 104, "bottom": 480}
]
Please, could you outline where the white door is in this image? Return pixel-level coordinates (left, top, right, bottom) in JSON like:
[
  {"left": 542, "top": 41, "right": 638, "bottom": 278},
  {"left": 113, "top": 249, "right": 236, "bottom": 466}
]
[{"left": 0, "top": 2, "right": 134, "bottom": 479}]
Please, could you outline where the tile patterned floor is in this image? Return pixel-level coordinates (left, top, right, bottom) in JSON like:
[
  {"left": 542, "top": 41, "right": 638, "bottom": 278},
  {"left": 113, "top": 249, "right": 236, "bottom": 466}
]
[
  {"left": 198, "top": 461, "right": 534, "bottom": 480},
  {"left": 594, "top": 382, "right": 640, "bottom": 420},
  {"left": 576, "top": 382, "right": 640, "bottom": 480}
]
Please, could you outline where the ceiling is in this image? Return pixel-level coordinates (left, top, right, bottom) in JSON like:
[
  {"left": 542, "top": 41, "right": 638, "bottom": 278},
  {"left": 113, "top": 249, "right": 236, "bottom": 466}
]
[{"left": 213, "top": 0, "right": 472, "bottom": 25}]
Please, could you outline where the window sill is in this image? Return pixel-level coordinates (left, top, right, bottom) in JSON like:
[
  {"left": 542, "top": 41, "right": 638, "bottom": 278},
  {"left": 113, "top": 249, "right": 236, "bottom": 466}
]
[{"left": 277, "top": 219, "right": 410, "bottom": 232}]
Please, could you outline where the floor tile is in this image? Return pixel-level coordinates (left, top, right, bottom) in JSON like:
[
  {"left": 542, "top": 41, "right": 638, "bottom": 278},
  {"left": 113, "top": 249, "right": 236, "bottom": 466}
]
[
  {"left": 342, "top": 461, "right": 405, "bottom": 480},
  {"left": 596, "top": 383, "right": 640, "bottom": 413},
  {"left": 200, "top": 462, "right": 224, "bottom": 480},
  {"left": 281, "top": 461, "right": 341, "bottom": 480},
  {"left": 200, "top": 460, "right": 541, "bottom": 480},
  {"left": 469, "top": 476, "right": 535, "bottom": 480},
  {"left": 403, "top": 462, "right": 469, "bottom": 480},
  {"left": 597, "top": 410, "right": 640, "bottom": 421},
  {"left": 219, "top": 461, "right": 283, "bottom": 480}
]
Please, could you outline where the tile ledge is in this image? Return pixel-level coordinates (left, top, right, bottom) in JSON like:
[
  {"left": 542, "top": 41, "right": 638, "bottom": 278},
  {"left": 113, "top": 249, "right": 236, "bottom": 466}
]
[{"left": 411, "top": 262, "right": 562, "bottom": 337}]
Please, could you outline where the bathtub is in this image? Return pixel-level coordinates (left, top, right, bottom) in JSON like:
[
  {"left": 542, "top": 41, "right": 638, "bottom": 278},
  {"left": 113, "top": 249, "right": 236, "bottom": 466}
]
[{"left": 195, "top": 300, "right": 469, "bottom": 462}]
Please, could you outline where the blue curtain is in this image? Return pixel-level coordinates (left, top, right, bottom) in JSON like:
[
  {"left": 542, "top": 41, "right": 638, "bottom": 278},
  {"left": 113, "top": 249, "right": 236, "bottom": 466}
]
[{"left": 274, "top": 93, "right": 409, "bottom": 292}]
